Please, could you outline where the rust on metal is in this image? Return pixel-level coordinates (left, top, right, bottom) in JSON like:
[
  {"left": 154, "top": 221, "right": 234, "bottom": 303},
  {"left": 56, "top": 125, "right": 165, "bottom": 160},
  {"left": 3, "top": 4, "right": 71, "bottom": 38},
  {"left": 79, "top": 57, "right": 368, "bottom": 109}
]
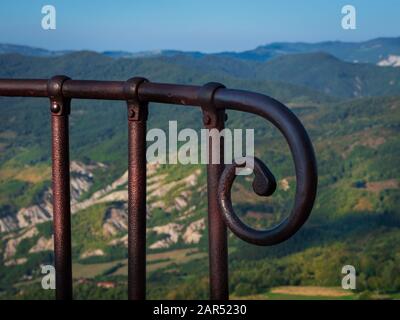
[
  {"left": 0, "top": 77, "right": 318, "bottom": 300},
  {"left": 48, "top": 75, "right": 73, "bottom": 300},
  {"left": 199, "top": 82, "right": 229, "bottom": 300},
  {"left": 124, "top": 77, "right": 149, "bottom": 300}
]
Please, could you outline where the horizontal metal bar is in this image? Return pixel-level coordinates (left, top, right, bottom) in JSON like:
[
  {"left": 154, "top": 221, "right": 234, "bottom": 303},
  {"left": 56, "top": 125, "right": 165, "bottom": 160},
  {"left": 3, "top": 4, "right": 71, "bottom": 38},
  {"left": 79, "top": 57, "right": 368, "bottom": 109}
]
[
  {"left": 0, "top": 79, "right": 48, "bottom": 97},
  {"left": 0, "top": 79, "right": 201, "bottom": 105},
  {"left": 0, "top": 78, "right": 294, "bottom": 114}
]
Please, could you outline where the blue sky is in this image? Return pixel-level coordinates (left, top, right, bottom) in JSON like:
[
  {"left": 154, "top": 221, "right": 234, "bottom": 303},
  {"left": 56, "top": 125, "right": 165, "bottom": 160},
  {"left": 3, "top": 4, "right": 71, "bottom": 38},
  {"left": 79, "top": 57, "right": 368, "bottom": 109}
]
[{"left": 0, "top": 0, "right": 399, "bottom": 52}]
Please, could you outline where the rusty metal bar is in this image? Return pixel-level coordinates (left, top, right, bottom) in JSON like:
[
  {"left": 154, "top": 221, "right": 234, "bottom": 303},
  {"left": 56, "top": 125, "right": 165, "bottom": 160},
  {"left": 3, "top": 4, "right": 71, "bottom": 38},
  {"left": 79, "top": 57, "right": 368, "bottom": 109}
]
[
  {"left": 0, "top": 79, "right": 200, "bottom": 105},
  {"left": 48, "top": 76, "right": 73, "bottom": 300},
  {"left": 200, "top": 83, "right": 228, "bottom": 300},
  {"left": 125, "top": 78, "right": 149, "bottom": 300}
]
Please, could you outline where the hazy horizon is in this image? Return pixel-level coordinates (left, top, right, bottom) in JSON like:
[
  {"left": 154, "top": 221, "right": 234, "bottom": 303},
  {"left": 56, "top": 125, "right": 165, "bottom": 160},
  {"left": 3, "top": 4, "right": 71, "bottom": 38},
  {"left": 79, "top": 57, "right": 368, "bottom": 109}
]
[
  {"left": 0, "top": 1, "right": 399, "bottom": 53},
  {"left": 1, "top": 35, "right": 399, "bottom": 55}
]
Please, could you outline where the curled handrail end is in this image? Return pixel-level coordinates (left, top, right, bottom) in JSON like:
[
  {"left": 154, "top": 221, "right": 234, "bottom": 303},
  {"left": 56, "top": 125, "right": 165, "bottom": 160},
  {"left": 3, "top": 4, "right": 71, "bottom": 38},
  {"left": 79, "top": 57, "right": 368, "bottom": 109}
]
[{"left": 215, "top": 91, "right": 318, "bottom": 246}]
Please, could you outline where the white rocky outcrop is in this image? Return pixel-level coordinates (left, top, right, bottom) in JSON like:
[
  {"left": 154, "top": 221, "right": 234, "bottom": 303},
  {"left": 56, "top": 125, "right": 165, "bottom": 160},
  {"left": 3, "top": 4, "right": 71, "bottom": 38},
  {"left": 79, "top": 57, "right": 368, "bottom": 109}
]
[
  {"left": 148, "top": 217, "right": 206, "bottom": 249},
  {"left": 279, "top": 178, "right": 290, "bottom": 191},
  {"left": 80, "top": 249, "right": 105, "bottom": 259},
  {"left": 0, "top": 215, "right": 19, "bottom": 233},
  {"left": 29, "top": 236, "right": 54, "bottom": 253},
  {"left": 377, "top": 55, "right": 400, "bottom": 67},
  {"left": 4, "top": 258, "right": 27, "bottom": 266},
  {"left": 149, "top": 223, "right": 184, "bottom": 249},
  {"left": 108, "top": 234, "right": 128, "bottom": 247},
  {"left": 3, "top": 227, "right": 38, "bottom": 260},
  {"left": 0, "top": 161, "right": 104, "bottom": 233},
  {"left": 182, "top": 218, "right": 205, "bottom": 244},
  {"left": 1, "top": 159, "right": 207, "bottom": 265},
  {"left": 102, "top": 205, "right": 128, "bottom": 237}
]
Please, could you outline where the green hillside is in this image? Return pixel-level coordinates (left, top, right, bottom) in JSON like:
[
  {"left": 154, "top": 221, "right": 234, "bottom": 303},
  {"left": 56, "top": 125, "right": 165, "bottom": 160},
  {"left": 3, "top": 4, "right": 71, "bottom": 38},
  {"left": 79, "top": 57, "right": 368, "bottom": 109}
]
[{"left": 257, "top": 53, "right": 400, "bottom": 97}]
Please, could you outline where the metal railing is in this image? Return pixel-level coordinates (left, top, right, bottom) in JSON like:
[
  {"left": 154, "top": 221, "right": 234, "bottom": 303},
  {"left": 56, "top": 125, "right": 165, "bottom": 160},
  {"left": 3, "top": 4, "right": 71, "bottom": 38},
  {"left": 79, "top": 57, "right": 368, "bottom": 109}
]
[{"left": 0, "top": 76, "right": 318, "bottom": 300}]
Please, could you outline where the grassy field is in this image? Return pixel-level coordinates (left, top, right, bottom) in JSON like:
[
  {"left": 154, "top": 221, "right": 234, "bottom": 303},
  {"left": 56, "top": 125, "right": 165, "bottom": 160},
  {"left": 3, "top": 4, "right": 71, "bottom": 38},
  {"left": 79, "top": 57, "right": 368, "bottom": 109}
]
[
  {"left": 72, "top": 248, "right": 207, "bottom": 278},
  {"left": 234, "top": 286, "right": 400, "bottom": 300},
  {"left": 234, "top": 286, "right": 356, "bottom": 300}
]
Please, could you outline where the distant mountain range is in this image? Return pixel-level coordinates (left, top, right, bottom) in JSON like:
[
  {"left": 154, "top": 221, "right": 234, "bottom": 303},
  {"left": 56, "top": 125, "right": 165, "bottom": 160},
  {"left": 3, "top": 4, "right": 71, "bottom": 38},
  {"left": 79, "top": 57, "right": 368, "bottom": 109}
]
[
  {"left": 1, "top": 49, "right": 399, "bottom": 99},
  {"left": 217, "top": 37, "right": 400, "bottom": 64},
  {"left": 1, "top": 36, "right": 400, "bottom": 65},
  {"left": 0, "top": 43, "right": 73, "bottom": 57}
]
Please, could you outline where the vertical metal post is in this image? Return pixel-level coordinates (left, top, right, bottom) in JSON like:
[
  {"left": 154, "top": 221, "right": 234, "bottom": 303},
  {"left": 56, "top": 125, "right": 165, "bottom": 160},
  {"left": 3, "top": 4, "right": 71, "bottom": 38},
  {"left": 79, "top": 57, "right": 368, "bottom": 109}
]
[
  {"left": 48, "top": 76, "right": 73, "bottom": 300},
  {"left": 200, "top": 83, "right": 229, "bottom": 300},
  {"left": 125, "top": 78, "right": 149, "bottom": 300}
]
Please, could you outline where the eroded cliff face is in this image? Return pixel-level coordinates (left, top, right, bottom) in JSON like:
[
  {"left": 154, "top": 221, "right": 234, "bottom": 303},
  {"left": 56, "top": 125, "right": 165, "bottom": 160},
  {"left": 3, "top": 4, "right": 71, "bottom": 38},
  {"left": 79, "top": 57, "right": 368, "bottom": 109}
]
[
  {"left": 1, "top": 160, "right": 207, "bottom": 266},
  {"left": 0, "top": 161, "right": 102, "bottom": 233}
]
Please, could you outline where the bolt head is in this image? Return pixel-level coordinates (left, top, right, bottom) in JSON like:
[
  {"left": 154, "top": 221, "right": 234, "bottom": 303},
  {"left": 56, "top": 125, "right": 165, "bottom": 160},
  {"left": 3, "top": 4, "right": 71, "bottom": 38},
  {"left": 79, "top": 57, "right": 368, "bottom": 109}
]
[
  {"left": 50, "top": 102, "right": 61, "bottom": 113},
  {"left": 129, "top": 108, "right": 136, "bottom": 118}
]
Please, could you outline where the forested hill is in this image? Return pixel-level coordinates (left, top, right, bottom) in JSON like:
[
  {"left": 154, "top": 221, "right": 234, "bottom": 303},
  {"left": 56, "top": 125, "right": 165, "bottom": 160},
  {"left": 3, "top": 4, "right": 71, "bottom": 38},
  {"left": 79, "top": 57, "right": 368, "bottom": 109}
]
[{"left": 1, "top": 49, "right": 400, "bottom": 98}]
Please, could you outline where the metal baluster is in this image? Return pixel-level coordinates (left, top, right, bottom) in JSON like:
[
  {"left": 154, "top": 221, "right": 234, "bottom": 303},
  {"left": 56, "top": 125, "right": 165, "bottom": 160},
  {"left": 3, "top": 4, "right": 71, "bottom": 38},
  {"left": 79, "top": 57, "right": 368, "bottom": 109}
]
[
  {"left": 200, "top": 83, "right": 229, "bottom": 300},
  {"left": 125, "top": 77, "right": 149, "bottom": 300},
  {"left": 48, "top": 75, "right": 73, "bottom": 300}
]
